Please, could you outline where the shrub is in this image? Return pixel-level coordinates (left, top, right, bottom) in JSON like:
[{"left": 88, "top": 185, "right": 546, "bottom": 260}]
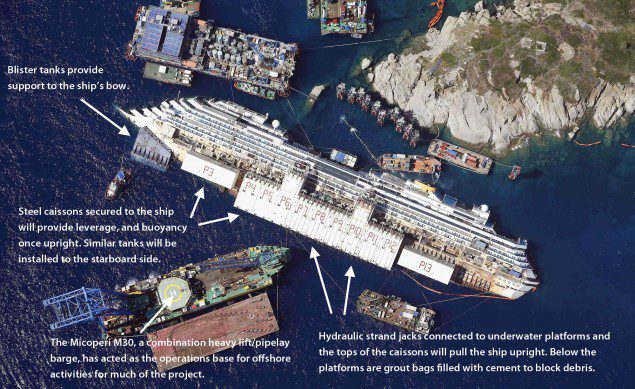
[{"left": 441, "top": 51, "right": 458, "bottom": 67}]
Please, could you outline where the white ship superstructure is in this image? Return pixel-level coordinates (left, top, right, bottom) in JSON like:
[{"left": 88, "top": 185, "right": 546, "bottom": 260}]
[{"left": 121, "top": 97, "right": 539, "bottom": 299}]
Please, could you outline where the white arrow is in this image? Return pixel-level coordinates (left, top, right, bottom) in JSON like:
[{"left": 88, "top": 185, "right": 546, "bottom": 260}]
[
  {"left": 343, "top": 266, "right": 355, "bottom": 315},
  {"left": 189, "top": 187, "right": 205, "bottom": 218},
  {"left": 198, "top": 212, "right": 239, "bottom": 226},
  {"left": 310, "top": 247, "right": 333, "bottom": 314},
  {"left": 140, "top": 296, "right": 174, "bottom": 334},
  {"left": 80, "top": 98, "right": 130, "bottom": 136}
]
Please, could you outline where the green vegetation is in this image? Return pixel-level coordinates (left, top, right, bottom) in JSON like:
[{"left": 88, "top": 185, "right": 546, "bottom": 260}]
[
  {"left": 565, "top": 32, "right": 583, "bottom": 48},
  {"left": 597, "top": 29, "right": 635, "bottom": 83},
  {"left": 572, "top": 9, "right": 585, "bottom": 18},
  {"left": 470, "top": 20, "right": 504, "bottom": 52},
  {"left": 491, "top": 63, "right": 517, "bottom": 93},
  {"left": 519, "top": 57, "right": 545, "bottom": 78},
  {"left": 529, "top": 29, "right": 560, "bottom": 66},
  {"left": 407, "top": 0, "right": 632, "bottom": 106},
  {"left": 559, "top": 60, "right": 583, "bottom": 79},
  {"left": 593, "top": 0, "right": 633, "bottom": 25},
  {"left": 478, "top": 56, "right": 489, "bottom": 73},
  {"left": 441, "top": 51, "right": 458, "bottom": 67},
  {"left": 544, "top": 15, "right": 564, "bottom": 32}
]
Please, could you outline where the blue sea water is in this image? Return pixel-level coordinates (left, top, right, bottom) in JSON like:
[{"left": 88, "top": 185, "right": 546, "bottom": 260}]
[{"left": 1, "top": 0, "right": 634, "bottom": 387}]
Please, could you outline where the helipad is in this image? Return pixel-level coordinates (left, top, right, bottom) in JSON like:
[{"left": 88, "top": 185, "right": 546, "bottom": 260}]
[{"left": 158, "top": 277, "right": 191, "bottom": 310}]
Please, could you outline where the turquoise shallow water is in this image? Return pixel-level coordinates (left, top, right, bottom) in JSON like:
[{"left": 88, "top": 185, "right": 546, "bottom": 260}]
[{"left": 1, "top": 0, "right": 634, "bottom": 387}]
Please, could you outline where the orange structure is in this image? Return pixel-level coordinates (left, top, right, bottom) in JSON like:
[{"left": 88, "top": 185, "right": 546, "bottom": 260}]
[
  {"left": 573, "top": 139, "right": 602, "bottom": 147},
  {"left": 428, "top": 0, "right": 445, "bottom": 29}
]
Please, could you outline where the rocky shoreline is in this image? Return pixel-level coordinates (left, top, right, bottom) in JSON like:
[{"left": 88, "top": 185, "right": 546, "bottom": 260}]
[{"left": 364, "top": 1, "right": 635, "bottom": 152}]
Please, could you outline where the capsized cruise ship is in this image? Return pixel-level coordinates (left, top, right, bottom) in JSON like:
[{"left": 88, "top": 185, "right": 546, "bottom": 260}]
[{"left": 120, "top": 97, "right": 540, "bottom": 299}]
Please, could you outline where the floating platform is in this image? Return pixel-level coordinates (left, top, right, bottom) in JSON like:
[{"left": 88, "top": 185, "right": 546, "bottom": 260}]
[
  {"left": 320, "top": 1, "right": 373, "bottom": 36},
  {"left": 427, "top": 139, "right": 492, "bottom": 175},
  {"left": 160, "top": 0, "right": 201, "bottom": 16},
  {"left": 143, "top": 62, "right": 193, "bottom": 87},
  {"left": 147, "top": 293, "right": 279, "bottom": 372},
  {"left": 304, "top": 84, "right": 327, "bottom": 112},
  {"left": 129, "top": 6, "right": 298, "bottom": 98},
  {"left": 379, "top": 154, "right": 441, "bottom": 174},
  {"left": 356, "top": 289, "right": 435, "bottom": 334},
  {"left": 130, "top": 126, "right": 172, "bottom": 171},
  {"left": 309, "top": 84, "right": 326, "bottom": 101},
  {"left": 330, "top": 148, "right": 357, "bottom": 168}
]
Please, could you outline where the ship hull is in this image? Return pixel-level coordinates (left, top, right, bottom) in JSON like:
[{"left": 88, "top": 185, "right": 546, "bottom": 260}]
[
  {"left": 121, "top": 98, "right": 539, "bottom": 299},
  {"left": 101, "top": 246, "right": 289, "bottom": 338}
]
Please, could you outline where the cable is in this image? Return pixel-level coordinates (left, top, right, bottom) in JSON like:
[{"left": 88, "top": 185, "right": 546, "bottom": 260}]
[
  {"left": 289, "top": 86, "right": 310, "bottom": 98},
  {"left": 377, "top": 270, "right": 393, "bottom": 293},
  {"left": 344, "top": 117, "right": 379, "bottom": 165},
  {"left": 436, "top": 299, "right": 489, "bottom": 330},
  {"left": 303, "top": 37, "right": 400, "bottom": 50},
  {"left": 285, "top": 97, "right": 314, "bottom": 148}
]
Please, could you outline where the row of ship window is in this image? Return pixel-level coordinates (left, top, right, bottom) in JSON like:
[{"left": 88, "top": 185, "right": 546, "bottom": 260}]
[
  {"left": 386, "top": 203, "right": 527, "bottom": 268},
  {"left": 167, "top": 106, "right": 530, "bottom": 269}
]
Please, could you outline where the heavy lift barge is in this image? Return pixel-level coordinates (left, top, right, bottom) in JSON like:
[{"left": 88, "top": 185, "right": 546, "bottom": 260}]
[
  {"left": 127, "top": 6, "right": 298, "bottom": 99},
  {"left": 356, "top": 289, "right": 435, "bottom": 334},
  {"left": 43, "top": 246, "right": 289, "bottom": 338},
  {"left": 121, "top": 97, "right": 539, "bottom": 299}
]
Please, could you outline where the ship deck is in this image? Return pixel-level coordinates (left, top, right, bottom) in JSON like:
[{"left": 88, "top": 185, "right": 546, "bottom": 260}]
[
  {"left": 142, "top": 62, "right": 193, "bottom": 87},
  {"left": 131, "top": 6, "right": 297, "bottom": 95},
  {"left": 356, "top": 289, "right": 435, "bottom": 334},
  {"left": 160, "top": 0, "right": 201, "bottom": 16},
  {"left": 427, "top": 139, "right": 492, "bottom": 175},
  {"left": 320, "top": 1, "right": 370, "bottom": 35},
  {"left": 147, "top": 293, "right": 278, "bottom": 372}
]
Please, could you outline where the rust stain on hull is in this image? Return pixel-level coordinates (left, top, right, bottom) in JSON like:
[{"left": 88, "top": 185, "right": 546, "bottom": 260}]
[{"left": 147, "top": 293, "right": 278, "bottom": 371}]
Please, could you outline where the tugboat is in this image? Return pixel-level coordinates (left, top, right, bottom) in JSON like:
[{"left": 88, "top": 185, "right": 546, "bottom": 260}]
[
  {"left": 105, "top": 168, "right": 132, "bottom": 200},
  {"left": 361, "top": 94, "right": 372, "bottom": 111},
  {"left": 370, "top": 101, "right": 381, "bottom": 116},
  {"left": 336, "top": 83, "right": 346, "bottom": 100},
  {"left": 409, "top": 130, "right": 421, "bottom": 147},
  {"left": 347, "top": 87, "right": 357, "bottom": 104},
  {"left": 377, "top": 109, "right": 387, "bottom": 126}
]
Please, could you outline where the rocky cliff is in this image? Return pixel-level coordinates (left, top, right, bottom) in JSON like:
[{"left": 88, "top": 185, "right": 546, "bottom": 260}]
[{"left": 366, "top": 1, "right": 635, "bottom": 152}]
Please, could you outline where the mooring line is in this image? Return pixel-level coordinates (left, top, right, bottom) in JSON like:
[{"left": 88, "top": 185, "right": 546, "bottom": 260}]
[
  {"left": 344, "top": 117, "right": 379, "bottom": 165},
  {"left": 289, "top": 86, "right": 310, "bottom": 98},
  {"left": 285, "top": 97, "right": 314, "bottom": 149},
  {"left": 303, "top": 37, "right": 400, "bottom": 50}
]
